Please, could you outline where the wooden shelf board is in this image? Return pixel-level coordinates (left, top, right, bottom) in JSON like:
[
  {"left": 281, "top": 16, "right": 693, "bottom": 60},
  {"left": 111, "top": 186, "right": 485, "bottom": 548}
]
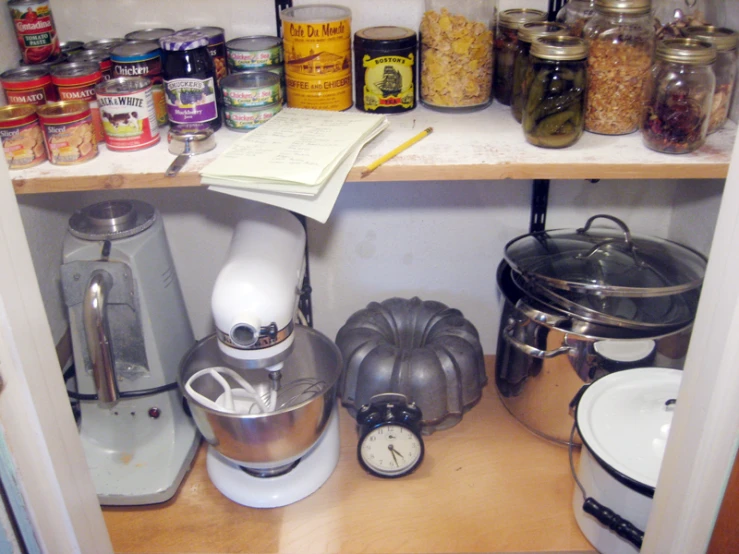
[
  {"left": 101, "top": 358, "right": 596, "bottom": 554},
  {"left": 12, "top": 105, "right": 734, "bottom": 195}
]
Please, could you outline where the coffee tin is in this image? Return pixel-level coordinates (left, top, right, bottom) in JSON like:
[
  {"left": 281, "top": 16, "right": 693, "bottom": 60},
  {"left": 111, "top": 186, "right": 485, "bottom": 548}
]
[
  {"left": 95, "top": 77, "right": 160, "bottom": 151},
  {"left": 223, "top": 102, "right": 282, "bottom": 132},
  {"left": 0, "top": 104, "right": 47, "bottom": 169},
  {"left": 37, "top": 100, "right": 98, "bottom": 165},
  {"left": 68, "top": 49, "right": 113, "bottom": 80},
  {"left": 1, "top": 65, "right": 58, "bottom": 105},
  {"left": 226, "top": 36, "right": 283, "bottom": 71},
  {"left": 281, "top": 5, "right": 353, "bottom": 111},
  {"left": 111, "top": 41, "right": 167, "bottom": 126},
  {"left": 221, "top": 71, "right": 281, "bottom": 107},
  {"left": 8, "top": 0, "right": 62, "bottom": 65},
  {"left": 50, "top": 61, "right": 104, "bottom": 142},
  {"left": 124, "top": 28, "right": 175, "bottom": 42}
]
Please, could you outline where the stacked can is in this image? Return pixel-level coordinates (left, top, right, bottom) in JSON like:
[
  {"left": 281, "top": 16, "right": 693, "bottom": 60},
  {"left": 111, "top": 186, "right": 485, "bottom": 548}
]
[
  {"left": 111, "top": 41, "right": 168, "bottom": 127},
  {"left": 68, "top": 49, "right": 113, "bottom": 80},
  {"left": 0, "top": 104, "right": 47, "bottom": 169},
  {"left": 50, "top": 62, "right": 104, "bottom": 142},
  {"left": 1, "top": 65, "right": 58, "bottom": 105}
]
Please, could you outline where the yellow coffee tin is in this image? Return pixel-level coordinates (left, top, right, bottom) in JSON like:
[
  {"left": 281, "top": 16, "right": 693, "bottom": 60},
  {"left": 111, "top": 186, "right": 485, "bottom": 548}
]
[{"left": 281, "top": 4, "right": 352, "bottom": 111}]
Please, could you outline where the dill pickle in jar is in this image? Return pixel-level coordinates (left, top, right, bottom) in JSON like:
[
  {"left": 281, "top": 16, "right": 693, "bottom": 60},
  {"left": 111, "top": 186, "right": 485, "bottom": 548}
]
[{"left": 523, "top": 36, "right": 587, "bottom": 148}]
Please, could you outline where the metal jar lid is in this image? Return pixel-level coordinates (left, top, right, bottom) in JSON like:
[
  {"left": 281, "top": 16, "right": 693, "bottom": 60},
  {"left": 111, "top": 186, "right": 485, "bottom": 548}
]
[
  {"left": 683, "top": 26, "right": 738, "bottom": 52},
  {"left": 518, "top": 22, "right": 570, "bottom": 44},
  {"left": 124, "top": 28, "right": 175, "bottom": 42},
  {"left": 575, "top": 367, "right": 682, "bottom": 493},
  {"left": 531, "top": 35, "right": 588, "bottom": 60},
  {"left": 68, "top": 200, "right": 157, "bottom": 240},
  {"left": 354, "top": 26, "right": 417, "bottom": 50},
  {"left": 594, "top": 0, "right": 652, "bottom": 15},
  {"left": 504, "top": 214, "right": 707, "bottom": 297},
  {"left": 656, "top": 38, "right": 717, "bottom": 65},
  {"left": 499, "top": 9, "right": 548, "bottom": 30},
  {"left": 280, "top": 4, "right": 352, "bottom": 23}
]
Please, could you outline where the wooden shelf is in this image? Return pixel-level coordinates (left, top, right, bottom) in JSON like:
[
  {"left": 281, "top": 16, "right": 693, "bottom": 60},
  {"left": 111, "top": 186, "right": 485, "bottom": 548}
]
[
  {"left": 12, "top": 104, "right": 734, "bottom": 195},
  {"left": 101, "top": 358, "right": 595, "bottom": 554}
]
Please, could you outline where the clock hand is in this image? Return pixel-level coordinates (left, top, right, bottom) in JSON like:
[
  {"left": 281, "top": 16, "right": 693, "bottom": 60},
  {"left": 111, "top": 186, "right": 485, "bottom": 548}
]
[
  {"left": 388, "top": 445, "right": 399, "bottom": 466},
  {"left": 388, "top": 444, "right": 405, "bottom": 460}
]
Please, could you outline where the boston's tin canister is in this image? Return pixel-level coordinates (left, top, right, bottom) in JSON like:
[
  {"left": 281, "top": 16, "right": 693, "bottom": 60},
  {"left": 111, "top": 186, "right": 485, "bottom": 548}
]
[
  {"left": 95, "top": 77, "right": 160, "bottom": 152},
  {"left": 223, "top": 102, "right": 282, "bottom": 132},
  {"left": 226, "top": 36, "right": 283, "bottom": 72},
  {"left": 8, "top": 0, "right": 62, "bottom": 65},
  {"left": 281, "top": 4, "right": 352, "bottom": 110},
  {"left": 111, "top": 41, "right": 167, "bottom": 126},
  {"left": 221, "top": 71, "right": 281, "bottom": 107},
  {"left": 50, "top": 61, "right": 104, "bottom": 142},
  {"left": 1, "top": 65, "right": 58, "bottom": 105},
  {"left": 37, "top": 100, "right": 98, "bottom": 165},
  {"left": 354, "top": 26, "right": 417, "bottom": 113},
  {"left": 0, "top": 104, "right": 47, "bottom": 169}
]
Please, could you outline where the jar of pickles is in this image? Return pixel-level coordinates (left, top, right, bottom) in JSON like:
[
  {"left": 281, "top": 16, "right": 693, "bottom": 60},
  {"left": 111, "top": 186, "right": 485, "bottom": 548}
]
[
  {"left": 494, "top": 8, "right": 547, "bottom": 106},
  {"left": 683, "top": 26, "right": 738, "bottom": 134},
  {"left": 641, "top": 38, "right": 716, "bottom": 154},
  {"left": 583, "top": 0, "right": 655, "bottom": 135},
  {"left": 556, "top": 0, "right": 597, "bottom": 37},
  {"left": 511, "top": 22, "right": 569, "bottom": 123},
  {"left": 523, "top": 36, "right": 588, "bottom": 148},
  {"left": 420, "top": 0, "right": 496, "bottom": 111}
]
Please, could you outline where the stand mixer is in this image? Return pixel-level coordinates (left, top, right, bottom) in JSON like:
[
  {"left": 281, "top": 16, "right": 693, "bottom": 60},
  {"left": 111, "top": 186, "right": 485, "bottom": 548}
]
[{"left": 180, "top": 205, "right": 343, "bottom": 508}]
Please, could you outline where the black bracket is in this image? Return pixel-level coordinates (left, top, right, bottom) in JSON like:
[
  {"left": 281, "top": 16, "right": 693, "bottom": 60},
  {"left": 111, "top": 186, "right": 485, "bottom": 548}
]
[
  {"left": 294, "top": 213, "right": 314, "bottom": 328},
  {"left": 530, "top": 179, "right": 550, "bottom": 233},
  {"left": 547, "top": 0, "right": 567, "bottom": 20},
  {"left": 275, "top": 0, "right": 293, "bottom": 37}
]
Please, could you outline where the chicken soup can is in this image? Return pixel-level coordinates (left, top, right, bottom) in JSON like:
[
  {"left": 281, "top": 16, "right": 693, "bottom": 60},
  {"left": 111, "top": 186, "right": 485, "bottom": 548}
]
[
  {"left": 1, "top": 65, "right": 57, "bottom": 105},
  {"left": 37, "top": 100, "right": 98, "bottom": 165},
  {"left": 50, "top": 61, "right": 104, "bottom": 142},
  {"left": 281, "top": 5, "right": 352, "bottom": 110},
  {"left": 8, "top": 0, "right": 62, "bottom": 65},
  {"left": 95, "top": 77, "right": 160, "bottom": 151},
  {"left": 111, "top": 41, "right": 167, "bottom": 126},
  {"left": 0, "top": 104, "right": 47, "bottom": 169}
]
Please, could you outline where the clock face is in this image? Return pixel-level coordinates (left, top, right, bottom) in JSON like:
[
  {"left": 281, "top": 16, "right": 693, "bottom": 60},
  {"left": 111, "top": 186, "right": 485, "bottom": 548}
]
[{"left": 359, "top": 423, "right": 423, "bottom": 477}]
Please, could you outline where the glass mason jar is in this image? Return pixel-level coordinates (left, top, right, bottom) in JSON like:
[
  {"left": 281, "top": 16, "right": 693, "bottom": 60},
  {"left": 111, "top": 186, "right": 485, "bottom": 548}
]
[
  {"left": 583, "top": 0, "right": 655, "bottom": 135},
  {"left": 419, "top": 0, "right": 496, "bottom": 111},
  {"left": 493, "top": 8, "right": 547, "bottom": 106},
  {"left": 683, "top": 26, "right": 738, "bottom": 134},
  {"left": 556, "top": 0, "right": 597, "bottom": 37},
  {"left": 523, "top": 36, "right": 588, "bottom": 148},
  {"left": 641, "top": 38, "right": 716, "bottom": 154},
  {"left": 511, "top": 22, "right": 570, "bottom": 123}
]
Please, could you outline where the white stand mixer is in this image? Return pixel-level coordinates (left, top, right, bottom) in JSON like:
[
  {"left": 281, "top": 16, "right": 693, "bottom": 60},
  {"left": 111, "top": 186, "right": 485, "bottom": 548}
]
[{"left": 180, "top": 205, "right": 342, "bottom": 508}]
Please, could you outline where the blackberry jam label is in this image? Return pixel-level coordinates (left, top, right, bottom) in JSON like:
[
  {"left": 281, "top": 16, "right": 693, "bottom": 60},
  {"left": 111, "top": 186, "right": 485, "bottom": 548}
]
[{"left": 164, "top": 77, "right": 217, "bottom": 124}]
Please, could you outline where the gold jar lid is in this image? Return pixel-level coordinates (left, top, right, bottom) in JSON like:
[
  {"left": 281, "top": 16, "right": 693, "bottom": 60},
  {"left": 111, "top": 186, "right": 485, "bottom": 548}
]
[
  {"left": 499, "top": 9, "right": 547, "bottom": 30},
  {"left": 683, "top": 26, "right": 738, "bottom": 52},
  {"left": 531, "top": 35, "right": 588, "bottom": 60},
  {"left": 657, "top": 38, "right": 717, "bottom": 65},
  {"left": 518, "top": 22, "right": 570, "bottom": 44},
  {"left": 594, "top": 0, "right": 651, "bottom": 15}
]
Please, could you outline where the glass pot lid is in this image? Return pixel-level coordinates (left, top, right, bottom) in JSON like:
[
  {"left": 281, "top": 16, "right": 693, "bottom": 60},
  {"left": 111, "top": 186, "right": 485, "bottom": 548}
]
[{"left": 504, "top": 214, "right": 707, "bottom": 297}]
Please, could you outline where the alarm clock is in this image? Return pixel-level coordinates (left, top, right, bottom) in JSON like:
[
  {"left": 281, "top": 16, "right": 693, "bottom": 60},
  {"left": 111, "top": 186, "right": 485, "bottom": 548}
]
[{"left": 356, "top": 393, "right": 424, "bottom": 478}]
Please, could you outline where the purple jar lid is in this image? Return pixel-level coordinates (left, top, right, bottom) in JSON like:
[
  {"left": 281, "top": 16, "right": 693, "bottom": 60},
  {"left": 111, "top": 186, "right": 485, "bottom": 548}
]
[{"left": 159, "top": 31, "right": 209, "bottom": 51}]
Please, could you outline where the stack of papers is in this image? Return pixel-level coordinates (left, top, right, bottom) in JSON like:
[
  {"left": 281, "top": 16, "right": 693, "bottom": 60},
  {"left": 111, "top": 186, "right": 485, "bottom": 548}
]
[{"left": 200, "top": 108, "right": 389, "bottom": 223}]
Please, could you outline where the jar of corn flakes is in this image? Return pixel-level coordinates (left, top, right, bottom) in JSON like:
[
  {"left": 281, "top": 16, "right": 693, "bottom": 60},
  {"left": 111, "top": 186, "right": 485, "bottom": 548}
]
[{"left": 420, "top": 0, "right": 496, "bottom": 111}]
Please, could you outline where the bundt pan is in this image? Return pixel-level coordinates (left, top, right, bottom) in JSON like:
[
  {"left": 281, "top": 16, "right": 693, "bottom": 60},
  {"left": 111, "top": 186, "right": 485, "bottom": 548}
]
[{"left": 336, "top": 297, "right": 487, "bottom": 433}]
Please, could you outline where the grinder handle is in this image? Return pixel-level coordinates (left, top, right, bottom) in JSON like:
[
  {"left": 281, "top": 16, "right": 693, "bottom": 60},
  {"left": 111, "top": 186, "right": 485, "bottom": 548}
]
[
  {"left": 83, "top": 270, "right": 119, "bottom": 407},
  {"left": 583, "top": 497, "right": 644, "bottom": 549}
]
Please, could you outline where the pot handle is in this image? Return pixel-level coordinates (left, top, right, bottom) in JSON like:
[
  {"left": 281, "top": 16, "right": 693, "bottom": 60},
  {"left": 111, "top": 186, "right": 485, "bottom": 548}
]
[
  {"left": 502, "top": 321, "right": 571, "bottom": 359},
  {"left": 582, "top": 498, "right": 645, "bottom": 549}
]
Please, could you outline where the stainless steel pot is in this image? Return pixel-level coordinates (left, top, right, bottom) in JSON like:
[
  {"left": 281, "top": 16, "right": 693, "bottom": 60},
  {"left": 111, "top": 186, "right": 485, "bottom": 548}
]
[{"left": 495, "top": 260, "right": 691, "bottom": 444}]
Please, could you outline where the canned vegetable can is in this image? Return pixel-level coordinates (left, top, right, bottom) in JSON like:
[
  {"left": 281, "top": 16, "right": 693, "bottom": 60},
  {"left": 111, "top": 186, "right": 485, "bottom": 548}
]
[
  {"left": 37, "top": 100, "right": 98, "bottom": 165},
  {"left": 0, "top": 104, "right": 47, "bottom": 169}
]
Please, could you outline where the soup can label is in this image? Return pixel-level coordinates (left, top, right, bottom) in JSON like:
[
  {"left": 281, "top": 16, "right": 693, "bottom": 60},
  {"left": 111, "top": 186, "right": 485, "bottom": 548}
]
[
  {"left": 1, "top": 66, "right": 57, "bottom": 105},
  {"left": 9, "top": 0, "right": 61, "bottom": 65},
  {"left": 0, "top": 106, "right": 47, "bottom": 169},
  {"left": 51, "top": 64, "right": 104, "bottom": 142},
  {"left": 282, "top": 11, "right": 352, "bottom": 111},
  {"left": 96, "top": 77, "right": 160, "bottom": 151},
  {"left": 38, "top": 101, "right": 98, "bottom": 165},
  {"left": 111, "top": 46, "right": 167, "bottom": 126},
  {"left": 164, "top": 77, "right": 218, "bottom": 124}
]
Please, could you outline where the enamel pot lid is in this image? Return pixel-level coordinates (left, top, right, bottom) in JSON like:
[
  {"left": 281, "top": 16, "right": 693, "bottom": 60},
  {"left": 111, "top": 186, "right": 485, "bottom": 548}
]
[
  {"left": 504, "top": 214, "right": 707, "bottom": 298},
  {"left": 575, "top": 367, "right": 682, "bottom": 495}
]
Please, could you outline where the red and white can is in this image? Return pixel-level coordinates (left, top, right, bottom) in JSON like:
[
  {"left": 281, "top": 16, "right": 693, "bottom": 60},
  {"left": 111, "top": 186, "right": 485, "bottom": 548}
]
[
  {"left": 50, "top": 62, "right": 104, "bottom": 143},
  {"left": 37, "top": 100, "right": 98, "bottom": 165},
  {"left": 69, "top": 49, "right": 113, "bottom": 81},
  {"left": 0, "top": 104, "right": 47, "bottom": 169},
  {"left": 8, "top": 0, "right": 61, "bottom": 65},
  {"left": 95, "top": 77, "right": 160, "bottom": 152},
  {"left": 1, "top": 65, "right": 58, "bottom": 105}
]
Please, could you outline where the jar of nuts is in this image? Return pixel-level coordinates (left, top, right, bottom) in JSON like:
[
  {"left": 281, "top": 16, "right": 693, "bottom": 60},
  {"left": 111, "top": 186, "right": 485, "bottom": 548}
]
[
  {"left": 583, "top": 0, "right": 655, "bottom": 135},
  {"left": 420, "top": 0, "right": 496, "bottom": 111}
]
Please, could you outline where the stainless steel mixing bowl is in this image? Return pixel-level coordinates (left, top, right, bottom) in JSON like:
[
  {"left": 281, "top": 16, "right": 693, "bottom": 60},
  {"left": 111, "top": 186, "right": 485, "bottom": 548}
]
[{"left": 179, "top": 325, "right": 342, "bottom": 468}]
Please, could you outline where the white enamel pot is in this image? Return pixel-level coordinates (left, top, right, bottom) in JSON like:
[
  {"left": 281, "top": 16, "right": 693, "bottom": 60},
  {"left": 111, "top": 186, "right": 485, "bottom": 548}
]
[{"left": 570, "top": 367, "right": 682, "bottom": 554}]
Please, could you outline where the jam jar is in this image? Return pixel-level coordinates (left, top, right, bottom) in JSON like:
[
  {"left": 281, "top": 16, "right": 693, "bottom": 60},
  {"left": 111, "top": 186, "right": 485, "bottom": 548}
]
[
  {"left": 159, "top": 30, "right": 221, "bottom": 132},
  {"left": 523, "top": 36, "right": 588, "bottom": 148},
  {"left": 641, "top": 38, "right": 716, "bottom": 154},
  {"left": 493, "top": 8, "right": 547, "bottom": 106},
  {"left": 556, "top": 0, "right": 597, "bottom": 37},
  {"left": 583, "top": 0, "right": 655, "bottom": 135},
  {"left": 511, "top": 22, "right": 570, "bottom": 123},
  {"left": 684, "top": 26, "right": 738, "bottom": 134}
]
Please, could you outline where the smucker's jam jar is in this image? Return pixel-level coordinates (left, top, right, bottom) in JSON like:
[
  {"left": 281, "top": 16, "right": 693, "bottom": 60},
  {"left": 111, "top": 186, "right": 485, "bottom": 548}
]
[
  {"left": 159, "top": 31, "right": 221, "bottom": 132},
  {"left": 354, "top": 26, "right": 417, "bottom": 113},
  {"left": 640, "top": 38, "right": 716, "bottom": 154}
]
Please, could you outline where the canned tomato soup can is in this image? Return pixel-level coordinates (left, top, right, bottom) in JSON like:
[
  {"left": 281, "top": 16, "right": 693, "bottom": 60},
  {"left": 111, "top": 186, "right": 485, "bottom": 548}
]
[
  {"left": 124, "top": 28, "right": 175, "bottom": 42},
  {"left": 281, "top": 5, "right": 353, "bottom": 111},
  {"left": 223, "top": 102, "right": 282, "bottom": 132},
  {"left": 226, "top": 36, "right": 283, "bottom": 72},
  {"left": 37, "top": 100, "right": 98, "bottom": 165},
  {"left": 95, "top": 77, "right": 160, "bottom": 152},
  {"left": 50, "top": 61, "right": 104, "bottom": 142},
  {"left": 8, "top": 0, "right": 62, "bottom": 65},
  {"left": 69, "top": 49, "right": 113, "bottom": 80},
  {"left": 0, "top": 104, "right": 47, "bottom": 169},
  {"left": 1, "top": 65, "right": 58, "bottom": 105},
  {"left": 221, "top": 71, "right": 281, "bottom": 107},
  {"left": 182, "top": 27, "right": 227, "bottom": 83},
  {"left": 111, "top": 41, "right": 167, "bottom": 126}
]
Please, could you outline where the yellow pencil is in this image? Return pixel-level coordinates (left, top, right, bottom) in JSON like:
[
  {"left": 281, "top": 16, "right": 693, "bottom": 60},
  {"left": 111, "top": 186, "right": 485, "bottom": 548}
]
[{"left": 361, "top": 127, "right": 433, "bottom": 178}]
